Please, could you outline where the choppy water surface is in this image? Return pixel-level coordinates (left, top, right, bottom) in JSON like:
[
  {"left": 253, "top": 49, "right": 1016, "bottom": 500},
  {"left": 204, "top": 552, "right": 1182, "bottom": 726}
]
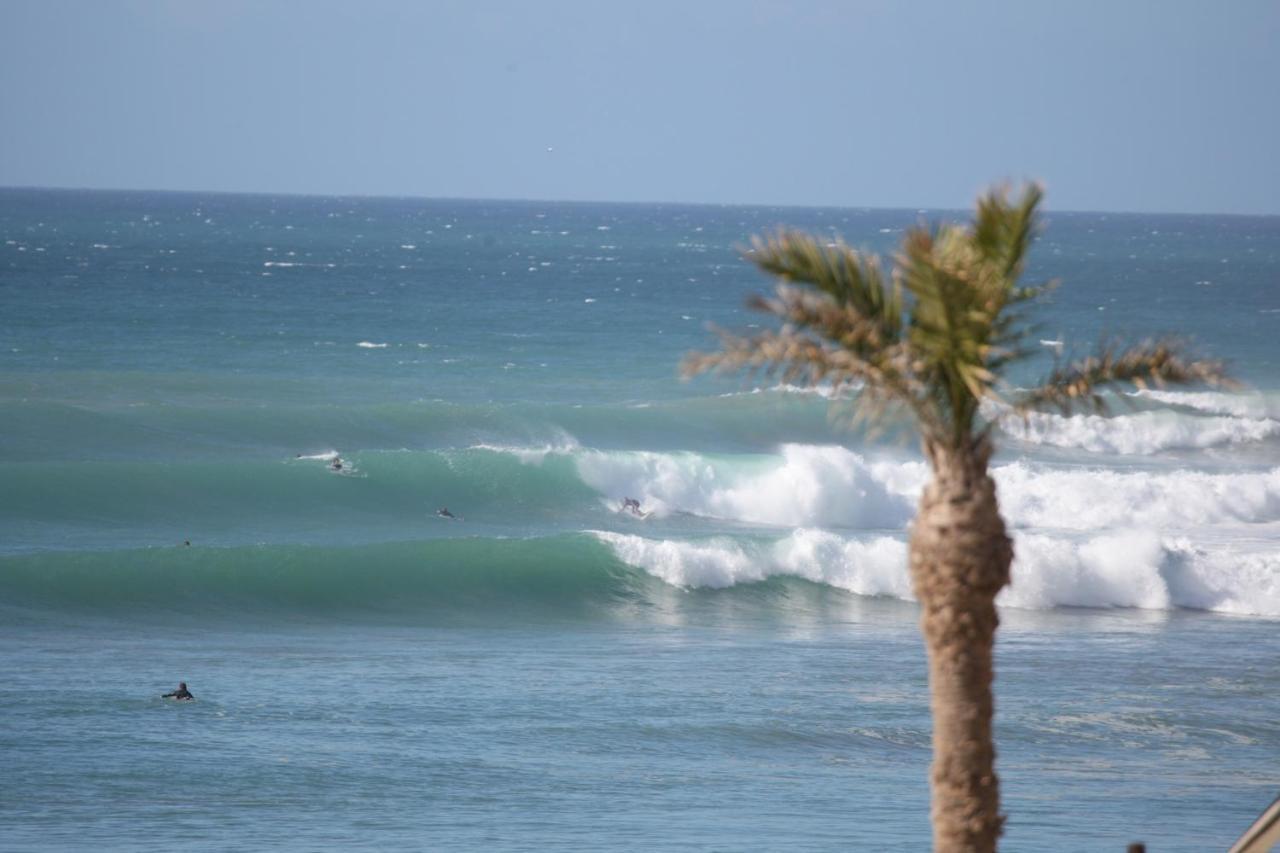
[{"left": 1, "top": 188, "right": 1278, "bottom": 850}]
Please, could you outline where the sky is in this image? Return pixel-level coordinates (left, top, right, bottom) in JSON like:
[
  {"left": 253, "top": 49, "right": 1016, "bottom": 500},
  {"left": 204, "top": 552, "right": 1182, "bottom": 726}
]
[{"left": 1, "top": 0, "right": 1277, "bottom": 214}]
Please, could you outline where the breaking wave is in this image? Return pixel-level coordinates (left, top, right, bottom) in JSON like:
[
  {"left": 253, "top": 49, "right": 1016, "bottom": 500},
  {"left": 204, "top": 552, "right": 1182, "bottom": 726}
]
[
  {"left": 995, "top": 408, "right": 1280, "bottom": 455},
  {"left": 593, "top": 529, "right": 1280, "bottom": 617},
  {"left": 573, "top": 444, "right": 916, "bottom": 528},
  {"left": 559, "top": 444, "right": 1280, "bottom": 533}
]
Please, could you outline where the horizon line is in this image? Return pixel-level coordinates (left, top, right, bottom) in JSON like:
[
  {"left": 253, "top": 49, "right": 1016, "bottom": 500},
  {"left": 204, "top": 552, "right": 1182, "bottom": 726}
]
[{"left": 2, "top": 182, "right": 1276, "bottom": 220}]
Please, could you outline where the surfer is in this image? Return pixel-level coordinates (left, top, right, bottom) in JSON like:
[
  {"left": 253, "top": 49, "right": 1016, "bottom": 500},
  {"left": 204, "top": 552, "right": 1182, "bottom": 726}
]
[
  {"left": 330, "top": 457, "right": 344, "bottom": 471},
  {"left": 162, "top": 682, "right": 194, "bottom": 701},
  {"left": 437, "top": 507, "right": 457, "bottom": 519},
  {"left": 620, "top": 497, "right": 643, "bottom": 516}
]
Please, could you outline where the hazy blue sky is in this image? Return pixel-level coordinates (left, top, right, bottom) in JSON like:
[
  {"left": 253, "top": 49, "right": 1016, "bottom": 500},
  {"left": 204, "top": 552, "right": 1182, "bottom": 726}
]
[{"left": 2, "top": 0, "right": 1277, "bottom": 213}]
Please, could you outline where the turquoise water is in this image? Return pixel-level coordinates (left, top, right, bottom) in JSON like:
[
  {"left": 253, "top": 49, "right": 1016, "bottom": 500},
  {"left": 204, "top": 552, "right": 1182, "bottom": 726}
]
[{"left": 2, "top": 188, "right": 1279, "bottom": 850}]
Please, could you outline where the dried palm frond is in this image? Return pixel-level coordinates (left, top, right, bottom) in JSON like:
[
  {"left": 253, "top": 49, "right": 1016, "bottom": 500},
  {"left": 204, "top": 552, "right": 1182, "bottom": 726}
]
[
  {"left": 1014, "top": 338, "right": 1233, "bottom": 415},
  {"left": 746, "top": 231, "right": 904, "bottom": 344}
]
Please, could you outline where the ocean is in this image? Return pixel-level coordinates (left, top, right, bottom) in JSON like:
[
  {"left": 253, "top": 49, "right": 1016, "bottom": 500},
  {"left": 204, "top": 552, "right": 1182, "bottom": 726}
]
[{"left": 1, "top": 187, "right": 1277, "bottom": 851}]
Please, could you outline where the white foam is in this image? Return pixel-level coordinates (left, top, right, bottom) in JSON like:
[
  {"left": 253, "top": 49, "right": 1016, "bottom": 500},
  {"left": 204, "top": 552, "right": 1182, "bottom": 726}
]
[
  {"left": 1003, "top": 530, "right": 1171, "bottom": 610},
  {"left": 997, "top": 408, "right": 1280, "bottom": 454},
  {"left": 1007, "top": 531, "right": 1280, "bottom": 614},
  {"left": 715, "top": 382, "right": 856, "bottom": 400},
  {"left": 994, "top": 463, "right": 1280, "bottom": 530},
  {"left": 767, "top": 382, "right": 848, "bottom": 398},
  {"left": 1159, "top": 537, "right": 1280, "bottom": 615},
  {"left": 574, "top": 445, "right": 915, "bottom": 528},
  {"left": 594, "top": 528, "right": 1280, "bottom": 616},
  {"left": 356, "top": 341, "right": 389, "bottom": 349},
  {"left": 470, "top": 434, "right": 580, "bottom": 465},
  {"left": 593, "top": 529, "right": 911, "bottom": 596}
]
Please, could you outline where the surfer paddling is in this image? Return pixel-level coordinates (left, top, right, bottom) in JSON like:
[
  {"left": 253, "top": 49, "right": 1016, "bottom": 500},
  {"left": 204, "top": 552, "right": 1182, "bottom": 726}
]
[
  {"left": 436, "top": 507, "right": 458, "bottom": 520},
  {"left": 162, "top": 682, "right": 194, "bottom": 701}
]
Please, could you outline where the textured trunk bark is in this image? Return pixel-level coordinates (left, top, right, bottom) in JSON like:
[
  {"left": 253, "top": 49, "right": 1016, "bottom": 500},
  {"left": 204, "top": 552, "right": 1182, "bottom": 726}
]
[{"left": 909, "top": 439, "right": 1013, "bottom": 853}]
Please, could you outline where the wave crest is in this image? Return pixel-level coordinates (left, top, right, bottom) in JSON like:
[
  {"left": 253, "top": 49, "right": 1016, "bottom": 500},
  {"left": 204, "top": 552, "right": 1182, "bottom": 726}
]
[{"left": 574, "top": 445, "right": 917, "bottom": 528}]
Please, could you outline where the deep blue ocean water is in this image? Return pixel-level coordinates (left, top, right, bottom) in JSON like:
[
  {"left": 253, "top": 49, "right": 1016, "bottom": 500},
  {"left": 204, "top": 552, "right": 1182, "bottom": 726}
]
[{"left": 1, "top": 188, "right": 1278, "bottom": 850}]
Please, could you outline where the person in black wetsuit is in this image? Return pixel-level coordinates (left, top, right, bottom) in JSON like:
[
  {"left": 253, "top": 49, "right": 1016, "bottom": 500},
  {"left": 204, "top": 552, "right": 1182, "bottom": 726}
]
[{"left": 163, "top": 682, "right": 194, "bottom": 700}]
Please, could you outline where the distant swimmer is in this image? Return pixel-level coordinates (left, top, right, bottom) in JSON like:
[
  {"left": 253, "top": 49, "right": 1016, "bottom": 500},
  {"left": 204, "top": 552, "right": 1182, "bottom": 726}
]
[
  {"left": 436, "top": 507, "right": 457, "bottom": 520},
  {"left": 162, "top": 682, "right": 194, "bottom": 701},
  {"left": 620, "top": 497, "right": 644, "bottom": 516}
]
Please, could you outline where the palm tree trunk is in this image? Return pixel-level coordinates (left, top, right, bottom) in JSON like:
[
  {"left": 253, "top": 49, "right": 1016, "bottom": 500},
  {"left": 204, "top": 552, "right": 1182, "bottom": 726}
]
[{"left": 909, "top": 439, "right": 1013, "bottom": 852}]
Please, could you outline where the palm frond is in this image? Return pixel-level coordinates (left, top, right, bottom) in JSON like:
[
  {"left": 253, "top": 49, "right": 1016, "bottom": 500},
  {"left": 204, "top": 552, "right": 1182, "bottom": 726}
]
[
  {"left": 681, "top": 326, "right": 873, "bottom": 388},
  {"left": 681, "top": 325, "right": 932, "bottom": 435},
  {"left": 894, "top": 186, "right": 1052, "bottom": 444},
  {"left": 746, "top": 231, "right": 903, "bottom": 343},
  {"left": 745, "top": 285, "right": 893, "bottom": 362},
  {"left": 680, "top": 275, "right": 935, "bottom": 432},
  {"left": 973, "top": 183, "right": 1042, "bottom": 280},
  {"left": 898, "top": 225, "right": 1002, "bottom": 441},
  {"left": 1014, "top": 338, "right": 1234, "bottom": 415}
]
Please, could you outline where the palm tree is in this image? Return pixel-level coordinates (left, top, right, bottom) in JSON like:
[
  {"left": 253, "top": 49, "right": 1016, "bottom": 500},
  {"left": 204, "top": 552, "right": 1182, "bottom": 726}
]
[{"left": 682, "top": 185, "right": 1229, "bottom": 852}]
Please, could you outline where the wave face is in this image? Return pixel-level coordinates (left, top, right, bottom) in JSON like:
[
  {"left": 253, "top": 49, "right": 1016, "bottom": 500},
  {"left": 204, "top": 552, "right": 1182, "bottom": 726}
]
[
  {"left": 3, "top": 192, "right": 1279, "bottom": 621},
  {"left": 0, "top": 536, "right": 640, "bottom": 617}
]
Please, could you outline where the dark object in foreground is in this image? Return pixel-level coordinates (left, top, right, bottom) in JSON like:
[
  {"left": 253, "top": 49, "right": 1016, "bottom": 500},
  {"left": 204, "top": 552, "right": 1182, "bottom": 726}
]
[{"left": 163, "top": 682, "right": 193, "bottom": 700}]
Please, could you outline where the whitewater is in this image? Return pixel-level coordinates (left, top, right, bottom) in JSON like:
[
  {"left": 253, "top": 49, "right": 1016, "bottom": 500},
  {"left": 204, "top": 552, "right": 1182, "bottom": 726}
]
[{"left": 1, "top": 188, "right": 1277, "bottom": 851}]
